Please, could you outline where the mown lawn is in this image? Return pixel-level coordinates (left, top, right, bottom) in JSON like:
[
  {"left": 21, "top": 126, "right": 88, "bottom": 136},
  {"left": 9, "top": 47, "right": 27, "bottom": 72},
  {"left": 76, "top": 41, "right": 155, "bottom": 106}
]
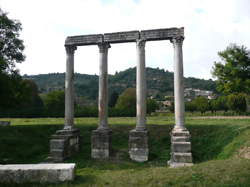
[{"left": 0, "top": 116, "right": 250, "bottom": 186}]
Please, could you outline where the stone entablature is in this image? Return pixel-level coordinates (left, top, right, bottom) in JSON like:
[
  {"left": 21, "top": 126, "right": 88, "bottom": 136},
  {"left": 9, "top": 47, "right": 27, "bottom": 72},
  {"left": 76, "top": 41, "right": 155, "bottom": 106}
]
[{"left": 65, "top": 28, "right": 184, "bottom": 46}]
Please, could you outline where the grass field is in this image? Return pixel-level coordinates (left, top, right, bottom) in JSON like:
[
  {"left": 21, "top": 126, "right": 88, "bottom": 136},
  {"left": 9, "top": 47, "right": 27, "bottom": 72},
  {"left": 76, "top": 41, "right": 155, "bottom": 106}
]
[{"left": 0, "top": 116, "right": 250, "bottom": 186}]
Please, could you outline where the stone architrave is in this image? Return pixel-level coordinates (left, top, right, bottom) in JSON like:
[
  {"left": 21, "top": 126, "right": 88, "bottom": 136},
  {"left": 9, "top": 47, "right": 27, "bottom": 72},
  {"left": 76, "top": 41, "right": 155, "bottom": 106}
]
[
  {"left": 168, "top": 36, "right": 193, "bottom": 167},
  {"left": 49, "top": 45, "right": 80, "bottom": 162},
  {"left": 129, "top": 39, "right": 149, "bottom": 162},
  {"left": 91, "top": 43, "right": 112, "bottom": 159}
]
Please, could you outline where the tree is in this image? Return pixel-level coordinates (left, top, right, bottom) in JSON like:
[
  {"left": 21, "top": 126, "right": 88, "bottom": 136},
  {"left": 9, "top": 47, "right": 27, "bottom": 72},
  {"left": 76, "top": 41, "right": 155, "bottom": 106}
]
[
  {"left": 185, "top": 101, "right": 196, "bottom": 113},
  {"left": 0, "top": 9, "right": 25, "bottom": 73},
  {"left": 146, "top": 98, "right": 159, "bottom": 114},
  {"left": 0, "top": 9, "right": 25, "bottom": 110},
  {"left": 194, "top": 96, "right": 209, "bottom": 114},
  {"left": 115, "top": 88, "right": 136, "bottom": 116},
  {"left": 212, "top": 44, "right": 250, "bottom": 95},
  {"left": 227, "top": 93, "right": 247, "bottom": 114},
  {"left": 42, "top": 90, "right": 65, "bottom": 117}
]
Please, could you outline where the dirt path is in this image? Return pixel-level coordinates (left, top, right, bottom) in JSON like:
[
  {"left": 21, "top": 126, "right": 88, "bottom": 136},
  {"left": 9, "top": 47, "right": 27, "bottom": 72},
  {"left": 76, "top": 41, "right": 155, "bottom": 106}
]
[{"left": 189, "top": 116, "right": 250, "bottom": 119}]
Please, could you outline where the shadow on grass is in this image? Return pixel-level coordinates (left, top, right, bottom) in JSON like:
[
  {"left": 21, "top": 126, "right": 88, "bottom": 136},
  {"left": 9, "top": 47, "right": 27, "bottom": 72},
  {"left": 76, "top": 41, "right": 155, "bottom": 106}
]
[{"left": 0, "top": 123, "right": 242, "bottom": 168}]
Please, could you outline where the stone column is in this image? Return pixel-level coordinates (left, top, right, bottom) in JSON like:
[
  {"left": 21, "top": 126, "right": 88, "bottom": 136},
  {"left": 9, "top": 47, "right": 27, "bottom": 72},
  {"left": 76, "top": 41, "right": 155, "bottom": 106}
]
[
  {"left": 91, "top": 42, "right": 112, "bottom": 159},
  {"left": 65, "top": 45, "right": 77, "bottom": 130},
  {"left": 173, "top": 37, "right": 185, "bottom": 130},
  {"left": 168, "top": 36, "right": 193, "bottom": 167},
  {"left": 129, "top": 39, "right": 148, "bottom": 162},
  {"left": 136, "top": 40, "right": 147, "bottom": 131},
  {"left": 49, "top": 45, "right": 80, "bottom": 162},
  {"left": 98, "top": 43, "right": 110, "bottom": 130}
]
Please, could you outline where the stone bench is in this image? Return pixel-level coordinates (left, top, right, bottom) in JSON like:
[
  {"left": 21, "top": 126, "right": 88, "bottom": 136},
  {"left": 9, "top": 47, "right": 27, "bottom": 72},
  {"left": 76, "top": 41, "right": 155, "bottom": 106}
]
[
  {"left": 0, "top": 163, "right": 75, "bottom": 183},
  {"left": 0, "top": 121, "right": 11, "bottom": 126}
]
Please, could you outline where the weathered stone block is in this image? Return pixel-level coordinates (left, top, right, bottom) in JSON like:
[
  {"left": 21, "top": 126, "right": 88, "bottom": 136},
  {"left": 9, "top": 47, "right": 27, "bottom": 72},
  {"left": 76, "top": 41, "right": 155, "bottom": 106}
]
[
  {"left": 49, "top": 128, "right": 80, "bottom": 162},
  {"left": 0, "top": 121, "right": 11, "bottom": 126},
  {"left": 129, "top": 130, "right": 148, "bottom": 162},
  {"left": 171, "top": 152, "right": 192, "bottom": 163},
  {"left": 0, "top": 163, "right": 75, "bottom": 183},
  {"left": 141, "top": 27, "right": 184, "bottom": 41},
  {"left": 168, "top": 128, "right": 193, "bottom": 168},
  {"left": 104, "top": 31, "right": 140, "bottom": 43},
  {"left": 91, "top": 129, "right": 112, "bottom": 159},
  {"left": 172, "top": 142, "right": 191, "bottom": 153},
  {"left": 65, "top": 34, "right": 103, "bottom": 46},
  {"left": 172, "top": 136, "right": 190, "bottom": 142}
]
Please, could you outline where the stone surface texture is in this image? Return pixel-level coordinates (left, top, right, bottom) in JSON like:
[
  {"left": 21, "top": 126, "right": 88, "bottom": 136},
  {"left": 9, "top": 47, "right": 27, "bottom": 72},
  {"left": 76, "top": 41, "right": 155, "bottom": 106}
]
[
  {"left": 65, "top": 34, "right": 103, "bottom": 46},
  {"left": 49, "top": 128, "right": 80, "bottom": 162},
  {"left": 104, "top": 31, "right": 140, "bottom": 43},
  {"left": 129, "top": 130, "right": 149, "bottom": 162},
  {"left": 91, "top": 129, "right": 112, "bottom": 159},
  {"left": 168, "top": 129, "right": 193, "bottom": 168},
  {"left": 0, "top": 121, "right": 11, "bottom": 126},
  {"left": 141, "top": 27, "right": 184, "bottom": 41},
  {"left": 64, "top": 28, "right": 184, "bottom": 46},
  {"left": 0, "top": 163, "right": 75, "bottom": 183}
]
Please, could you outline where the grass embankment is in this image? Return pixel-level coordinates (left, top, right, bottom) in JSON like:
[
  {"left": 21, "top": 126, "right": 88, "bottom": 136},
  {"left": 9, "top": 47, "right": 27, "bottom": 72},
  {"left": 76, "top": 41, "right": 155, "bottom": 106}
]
[{"left": 0, "top": 117, "right": 250, "bottom": 186}]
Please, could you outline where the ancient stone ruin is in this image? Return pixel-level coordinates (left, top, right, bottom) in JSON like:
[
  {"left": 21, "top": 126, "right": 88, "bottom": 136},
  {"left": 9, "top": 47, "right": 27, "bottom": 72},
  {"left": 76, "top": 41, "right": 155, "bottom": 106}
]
[{"left": 49, "top": 27, "right": 193, "bottom": 167}]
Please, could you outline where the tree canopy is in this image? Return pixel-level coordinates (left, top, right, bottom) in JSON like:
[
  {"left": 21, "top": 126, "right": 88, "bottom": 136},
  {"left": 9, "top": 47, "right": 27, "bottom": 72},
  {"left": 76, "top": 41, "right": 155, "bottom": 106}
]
[
  {"left": 212, "top": 44, "right": 250, "bottom": 95},
  {"left": 0, "top": 8, "right": 25, "bottom": 73}
]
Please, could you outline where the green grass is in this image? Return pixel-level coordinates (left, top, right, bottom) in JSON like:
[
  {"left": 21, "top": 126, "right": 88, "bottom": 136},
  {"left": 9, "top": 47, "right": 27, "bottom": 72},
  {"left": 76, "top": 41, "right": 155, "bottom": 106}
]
[{"left": 0, "top": 116, "right": 250, "bottom": 186}]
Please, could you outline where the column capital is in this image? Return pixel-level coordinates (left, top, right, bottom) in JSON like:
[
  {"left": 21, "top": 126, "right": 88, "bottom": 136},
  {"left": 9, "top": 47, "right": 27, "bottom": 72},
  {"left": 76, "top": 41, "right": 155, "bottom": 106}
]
[
  {"left": 65, "top": 45, "right": 77, "bottom": 55},
  {"left": 170, "top": 36, "right": 184, "bottom": 46},
  {"left": 98, "top": 42, "right": 111, "bottom": 53},
  {"left": 136, "top": 39, "right": 146, "bottom": 49}
]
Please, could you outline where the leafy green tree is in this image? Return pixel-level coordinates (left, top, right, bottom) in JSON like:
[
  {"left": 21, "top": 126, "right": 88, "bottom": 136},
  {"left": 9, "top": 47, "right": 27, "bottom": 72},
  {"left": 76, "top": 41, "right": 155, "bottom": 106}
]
[
  {"left": 209, "top": 99, "right": 219, "bottom": 114},
  {"left": 194, "top": 96, "right": 209, "bottom": 114},
  {"left": 216, "top": 96, "right": 229, "bottom": 112},
  {"left": 212, "top": 44, "right": 250, "bottom": 95},
  {"left": 227, "top": 93, "right": 247, "bottom": 114},
  {"left": 185, "top": 101, "right": 196, "bottom": 113},
  {"left": 147, "top": 98, "right": 159, "bottom": 114},
  {"left": 0, "top": 9, "right": 25, "bottom": 111},
  {"left": 42, "top": 90, "right": 65, "bottom": 117},
  {"left": 0, "top": 9, "right": 25, "bottom": 73},
  {"left": 115, "top": 88, "right": 136, "bottom": 116}
]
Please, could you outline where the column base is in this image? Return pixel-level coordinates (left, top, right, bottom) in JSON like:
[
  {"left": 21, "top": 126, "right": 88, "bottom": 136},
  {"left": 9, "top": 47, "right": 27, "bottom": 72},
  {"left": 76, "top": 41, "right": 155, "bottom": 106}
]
[
  {"left": 91, "top": 129, "right": 112, "bottom": 159},
  {"left": 168, "top": 128, "right": 193, "bottom": 168},
  {"left": 48, "top": 128, "right": 80, "bottom": 162},
  {"left": 129, "top": 129, "right": 149, "bottom": 162}
]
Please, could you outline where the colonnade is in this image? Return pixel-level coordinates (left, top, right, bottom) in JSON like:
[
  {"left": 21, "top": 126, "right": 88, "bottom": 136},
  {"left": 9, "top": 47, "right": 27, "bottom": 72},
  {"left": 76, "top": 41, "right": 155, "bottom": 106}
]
[
  {"left": 50, "top": 28, "right": 193, "bottom": 167},
  {"left": 64, "top": 37, "right": 185, "bottom": 132}
]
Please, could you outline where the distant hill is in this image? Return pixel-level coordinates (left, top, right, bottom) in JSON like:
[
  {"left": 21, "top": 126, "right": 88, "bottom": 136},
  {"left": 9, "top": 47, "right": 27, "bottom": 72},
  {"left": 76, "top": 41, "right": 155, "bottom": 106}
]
[{"left": 24, "top": 67, "right": 216, "bottom": 102}]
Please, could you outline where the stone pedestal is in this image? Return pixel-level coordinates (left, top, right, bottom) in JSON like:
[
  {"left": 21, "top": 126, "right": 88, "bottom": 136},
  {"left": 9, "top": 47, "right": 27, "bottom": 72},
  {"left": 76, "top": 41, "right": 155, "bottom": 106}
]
[
  {"left": 91, "top": 129, "right": 112, "bottom": 159},
  {"left": 129, "top": 130, "right": 148, "bottom": 162},
  {"left": 49, "top": 128, "right": 80, "bottom": 162},
  {"left": 168, "top": 128, "right": 193, "bottom": 168}
]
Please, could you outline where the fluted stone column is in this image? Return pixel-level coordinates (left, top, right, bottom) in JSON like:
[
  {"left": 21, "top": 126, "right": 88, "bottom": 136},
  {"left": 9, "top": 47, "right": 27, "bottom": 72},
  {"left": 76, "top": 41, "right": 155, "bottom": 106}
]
[
  {"left": 91, "top": 42, "right": 112, "bottom": 159},
  {"left": 49, "top": 45, "right": 80, "bottom": 162},
  {"left": 129, "top": 39, "right": 148, "bottom": 162},
  {"left": 168, "top": 36, "right": 193, "bottom": 167}
]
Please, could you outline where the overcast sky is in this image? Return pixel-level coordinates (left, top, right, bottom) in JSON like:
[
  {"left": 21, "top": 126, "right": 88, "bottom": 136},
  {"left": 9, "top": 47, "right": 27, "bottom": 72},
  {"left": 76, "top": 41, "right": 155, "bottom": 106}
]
[{"left": 1, "top": 0, "right": 250, "bottom": 79}]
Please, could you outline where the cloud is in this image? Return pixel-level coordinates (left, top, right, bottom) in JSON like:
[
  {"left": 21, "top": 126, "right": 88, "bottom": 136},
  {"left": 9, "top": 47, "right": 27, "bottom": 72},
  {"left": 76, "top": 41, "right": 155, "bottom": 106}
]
[{"left": 1, "top": 0, "right": 250, "bottom": 79}]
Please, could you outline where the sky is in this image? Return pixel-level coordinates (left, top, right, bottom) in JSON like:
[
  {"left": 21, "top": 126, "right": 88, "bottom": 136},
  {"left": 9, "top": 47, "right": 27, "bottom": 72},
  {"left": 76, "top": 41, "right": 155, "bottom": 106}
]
[{"left": 1, "top": 0, "right": 250, "bottom": 79}]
